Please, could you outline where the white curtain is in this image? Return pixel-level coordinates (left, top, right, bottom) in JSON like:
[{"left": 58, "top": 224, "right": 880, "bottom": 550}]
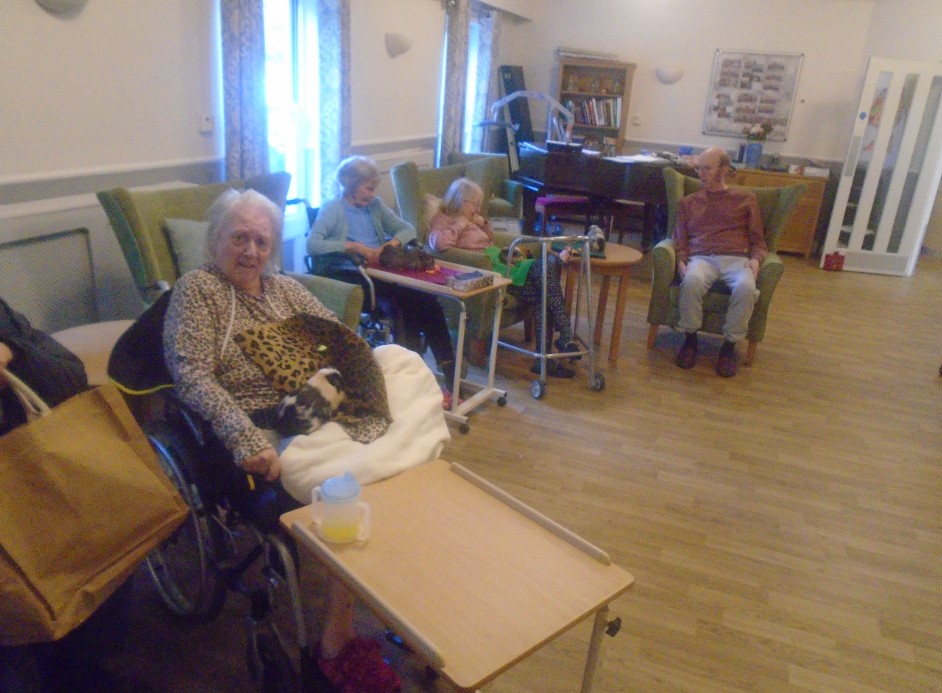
[
  {"left": 467, "top": 5, "right": 503, "bottom": 153},
  {"left": 316, "top": 0, "right": 351, "bottom": 201},
  {"left": 437, "top": 0, "right": 471, "bottom": 166},
  {"left": 221, "top": 0, "right": 270, "bottom": 180}
]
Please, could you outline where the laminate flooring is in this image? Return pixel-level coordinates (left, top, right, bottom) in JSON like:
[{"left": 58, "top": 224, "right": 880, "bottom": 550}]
[{"left": 46, "top": 245, "right": 942, "bottom": 692}]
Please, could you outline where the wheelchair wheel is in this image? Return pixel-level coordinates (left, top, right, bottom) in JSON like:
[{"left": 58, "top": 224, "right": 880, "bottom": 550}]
[
  {"left": 245, "top": 535, "right": 306, "bottom": 693},
  {"left": 145, "top": 427, "right": 228, "bottom": 622},
  {"left": 247, "top": 630, "right": 301, "bottom": 693}
]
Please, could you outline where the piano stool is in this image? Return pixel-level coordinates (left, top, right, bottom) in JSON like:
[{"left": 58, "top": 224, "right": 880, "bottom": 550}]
[
  {"left": 535, "top": 194, "right": 593, "bottom": 235},
  {"left": 604, "top": 199, "right": 646, "bottom": 244}
]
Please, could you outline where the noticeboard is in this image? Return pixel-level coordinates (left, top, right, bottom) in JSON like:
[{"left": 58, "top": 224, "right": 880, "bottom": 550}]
[{"left": 702, "top": 50, "right": 803, "bottom": 142}]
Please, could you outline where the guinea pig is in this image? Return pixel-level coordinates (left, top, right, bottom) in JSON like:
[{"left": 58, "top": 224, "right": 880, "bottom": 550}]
[{"left": 273, "top": 368, "right": 346, "bottom": 437}]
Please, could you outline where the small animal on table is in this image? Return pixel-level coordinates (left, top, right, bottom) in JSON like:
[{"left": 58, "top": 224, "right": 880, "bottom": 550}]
[{"left": 378, "top": 240, "right": 436, "bottom": 272}]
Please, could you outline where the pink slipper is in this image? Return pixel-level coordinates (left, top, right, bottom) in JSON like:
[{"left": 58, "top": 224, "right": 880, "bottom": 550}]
[
  {"left": 441, "top": 387, "right": 464, "bottom": 410},
  {"left": 317, "top": 637, "right": 401, "bottom": 693}
]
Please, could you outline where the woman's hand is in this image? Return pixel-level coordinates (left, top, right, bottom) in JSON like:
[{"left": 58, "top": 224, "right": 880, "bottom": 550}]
[
  {"left": 241, "top": 447, "right": 281, "bottom": 481},
  {"left": 470, "top": 213, "right": 487, "bottom": 227}
]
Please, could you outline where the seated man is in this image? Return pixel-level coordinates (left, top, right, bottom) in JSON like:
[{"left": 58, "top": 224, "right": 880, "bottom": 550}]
[{"left": 673, "top": 147, "right": 767, "bottom": 377}]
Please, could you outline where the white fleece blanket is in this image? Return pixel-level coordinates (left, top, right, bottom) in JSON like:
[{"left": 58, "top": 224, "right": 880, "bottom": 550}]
[{"left": 278, "top": 344, "right": 450, "bottom": 503}]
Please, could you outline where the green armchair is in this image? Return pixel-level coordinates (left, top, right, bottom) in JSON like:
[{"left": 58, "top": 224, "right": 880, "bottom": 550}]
[
  {"left": 390, "top": 152, "right": 523, "bottom": 245},
  {"left": 390, "top": 153, "right": 533, "bottom": 358},
  {"left": 97, "top": 173, "right": 363, "bottom": 330},
  {"left": 646, "top": 168, "right": 804, "bottom": 364}
]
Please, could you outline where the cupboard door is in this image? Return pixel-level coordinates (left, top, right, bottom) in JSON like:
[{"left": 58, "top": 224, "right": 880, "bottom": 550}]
[{"left": 738, "top": 171, "right": 825, "bottom": 256}]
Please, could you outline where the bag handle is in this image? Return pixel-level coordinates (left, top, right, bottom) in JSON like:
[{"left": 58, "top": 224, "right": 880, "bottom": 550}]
[{"left": 2, "top": 368, "right": 51, "bottom": 419}]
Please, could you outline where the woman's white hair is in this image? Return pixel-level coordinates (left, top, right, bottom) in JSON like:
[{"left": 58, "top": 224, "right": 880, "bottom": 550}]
[
  {"left": 441, "top": 177, "right": 483, "bottom": 217},
  {"left": 336, "top": 155, "right": 380, "bottom": 197},
  {"left": 206, "top": 188, "right": 284, "bottom": 266}
]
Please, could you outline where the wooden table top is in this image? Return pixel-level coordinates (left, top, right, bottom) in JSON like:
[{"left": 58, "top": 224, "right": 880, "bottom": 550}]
[
  {"left": 578, "top": 242, "right": 643, "bottom": 269},
  {"left": 281, "top": 460, "right": 634, "bottom": 691}
]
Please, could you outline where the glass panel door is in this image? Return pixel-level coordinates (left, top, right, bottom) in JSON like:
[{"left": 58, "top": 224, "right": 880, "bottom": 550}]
[{"left": 822, "top": 58, "right": 942, "bottom": 275}]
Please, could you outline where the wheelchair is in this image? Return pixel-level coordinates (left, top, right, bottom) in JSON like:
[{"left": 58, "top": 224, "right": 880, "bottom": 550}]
[
  {"left": 288, "top": 197, "right": 410, "bottom": 351},
  {"left": 107, "top": 291, "right": 310, "bottom": 693}
]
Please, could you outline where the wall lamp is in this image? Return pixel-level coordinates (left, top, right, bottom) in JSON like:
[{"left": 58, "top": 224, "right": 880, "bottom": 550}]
[
  {"left": 384, "top": 33, "right": 412, "bottom": 58},
  {"left": 655, "top": 65, "right": 685, "bottom": 85}
]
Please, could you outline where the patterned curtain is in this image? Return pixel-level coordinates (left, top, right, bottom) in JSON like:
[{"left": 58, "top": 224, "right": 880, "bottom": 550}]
[
  {"left": 437, "top": 0, "right": 471, "bottom": 166},
  {"left": 468, "top": 5, "right": 502, "bottom": 153},
  {"left": 221, "top": 0, "right": 270, "bottom": 180},
  {"left": 316, "top": 0, "right": 351, "bottom": 200}
]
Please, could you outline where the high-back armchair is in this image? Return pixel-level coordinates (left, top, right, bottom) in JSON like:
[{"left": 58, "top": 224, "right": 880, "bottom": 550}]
[
  {"left": 390, "top": 152, "right": 522, "bottom": 244},
  {"left": 646, "top": 168, "right": 804, "bottom": 365},
  {"left": 390, "top": 153, "right": 532, "bottom": 360},
  {"left": 97, "top": 173, "right": 363, "bottom": 330}
]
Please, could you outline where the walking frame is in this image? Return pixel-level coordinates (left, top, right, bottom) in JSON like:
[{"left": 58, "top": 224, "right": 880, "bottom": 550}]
[{"left": 496, "top": 234, "right": 606, "bottom": 399}]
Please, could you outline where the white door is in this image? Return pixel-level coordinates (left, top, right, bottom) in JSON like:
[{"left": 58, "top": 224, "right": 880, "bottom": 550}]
[{"left": 821, "top": 58, "right": 942, "bottom": 276}]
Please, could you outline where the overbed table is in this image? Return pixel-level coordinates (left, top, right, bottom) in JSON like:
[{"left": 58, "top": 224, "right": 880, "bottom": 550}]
[
  {"left": 364, "top": 260, "right": 511, "bottom": 433},
  {"left": 281, "top": 460, "right": 634, "bottom": 691}
]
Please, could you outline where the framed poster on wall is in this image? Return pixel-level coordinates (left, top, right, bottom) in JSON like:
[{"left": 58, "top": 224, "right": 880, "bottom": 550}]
[{"left": 702, "top": 50, "right": 803, "bottom": 141}]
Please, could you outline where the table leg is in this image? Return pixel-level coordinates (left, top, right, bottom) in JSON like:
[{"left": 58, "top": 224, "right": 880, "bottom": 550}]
[
  {"left": 608, "top": 269, "right": 630, "bottom": 363},
  {"left": 580, "top": 606, "right": 610, "bottom": 693},
  {"left": 594, "top": 275, "right": 610, "bottom": 346}
]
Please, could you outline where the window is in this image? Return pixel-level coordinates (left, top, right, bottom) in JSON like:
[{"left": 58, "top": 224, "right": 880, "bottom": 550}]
[
  {"left": 461, "top": 18, "right": 481, "bottom": 151},
  {"left": 264, "top": 0, "right": 321, "bottom": 204}
]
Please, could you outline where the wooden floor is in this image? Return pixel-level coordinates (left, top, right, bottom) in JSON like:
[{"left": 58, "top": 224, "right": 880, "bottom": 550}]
[{"left": 98, "top": 244, "right": 942, "bottom": 692}]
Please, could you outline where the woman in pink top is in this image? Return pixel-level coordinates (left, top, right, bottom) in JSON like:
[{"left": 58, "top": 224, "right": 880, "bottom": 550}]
[{"left": 428, "top": 178, "right": 577, "bottom": 378}]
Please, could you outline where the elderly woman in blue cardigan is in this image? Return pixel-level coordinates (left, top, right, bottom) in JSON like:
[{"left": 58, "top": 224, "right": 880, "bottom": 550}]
[{"left": 308, "top": 156, "right": 459, "bottom": 407}]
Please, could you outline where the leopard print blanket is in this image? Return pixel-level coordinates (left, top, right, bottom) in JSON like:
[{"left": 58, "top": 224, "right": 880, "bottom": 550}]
[{"left": 234, "top": 314, "right": 391, "bottom": 443}]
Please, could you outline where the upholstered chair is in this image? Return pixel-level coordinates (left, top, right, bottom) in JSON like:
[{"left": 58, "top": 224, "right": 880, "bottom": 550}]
[
  {"left": 646, "top": 168, "right": 804, "bottom": 365},
  {"left": 391, "top": 153, "right": 534, "bottom": 362},
  {"left": 97, "top": 173, "right": 363, "bottom": 330}
]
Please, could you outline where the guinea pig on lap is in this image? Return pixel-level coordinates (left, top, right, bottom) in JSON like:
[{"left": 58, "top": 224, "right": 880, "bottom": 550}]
[{"left": 269, "top": 368, "right": 346, "bottom": 438}]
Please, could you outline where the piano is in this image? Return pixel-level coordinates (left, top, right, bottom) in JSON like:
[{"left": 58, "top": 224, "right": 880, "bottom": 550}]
[{"left": 514, "top": 142, "right": 698, "bottom": 248}]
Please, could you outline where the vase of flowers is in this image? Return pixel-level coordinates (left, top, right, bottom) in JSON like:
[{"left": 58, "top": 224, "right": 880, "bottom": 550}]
[{"left": 742, "top": 120, "right": 772, "bottom": 168}]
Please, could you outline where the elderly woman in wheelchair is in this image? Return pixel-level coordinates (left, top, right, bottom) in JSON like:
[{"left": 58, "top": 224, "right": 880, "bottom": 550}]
[{"left": 139, "top": 188, "right": 448, "bottom": 691}]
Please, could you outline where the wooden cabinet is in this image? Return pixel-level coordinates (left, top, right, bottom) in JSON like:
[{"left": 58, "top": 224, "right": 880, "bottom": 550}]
[
  {"left": 732, "top": 168, "right": 827, "bottom": 256},
  {"left": 556, "top": 59, "right": 635, "bottom": 154}
]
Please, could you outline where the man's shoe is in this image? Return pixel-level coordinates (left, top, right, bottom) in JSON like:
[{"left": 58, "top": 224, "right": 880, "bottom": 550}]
[
  {"left": 675, "top": 332, "right": 698, "bottom": 369},
  {"left": 716, "top": 341, "right": 738, "bottom": 378}
]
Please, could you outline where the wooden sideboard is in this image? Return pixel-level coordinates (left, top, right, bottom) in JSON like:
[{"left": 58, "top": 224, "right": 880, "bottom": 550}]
[{"left": 732, "top": 168, "right": 827, "bottom": 257}]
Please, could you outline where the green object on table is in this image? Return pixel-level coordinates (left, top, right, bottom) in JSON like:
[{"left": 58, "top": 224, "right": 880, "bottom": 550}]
[{"left": 484, "top": 245, "right": 533, "bottom": 286}]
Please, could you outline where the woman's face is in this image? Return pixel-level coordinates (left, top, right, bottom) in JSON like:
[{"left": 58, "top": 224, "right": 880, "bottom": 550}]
[
  {"left": 460, "top": 193, "right": 483, "bottom": 219},
  {"left": 213, "top": 206, "right": 273, "bottom": 295},
  {"left": 347, "top": 178, "right": 379, "bottom": 208}
]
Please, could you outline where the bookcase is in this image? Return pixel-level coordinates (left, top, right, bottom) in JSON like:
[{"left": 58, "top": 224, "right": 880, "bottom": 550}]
[{"left": 556, "top": 59, "right": 636, "bottom": 154}]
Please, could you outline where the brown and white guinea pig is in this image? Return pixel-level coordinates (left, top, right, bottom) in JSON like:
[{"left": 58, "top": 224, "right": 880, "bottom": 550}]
[{"left": 274, "top": 368, "right": 346, "bottom": 437}]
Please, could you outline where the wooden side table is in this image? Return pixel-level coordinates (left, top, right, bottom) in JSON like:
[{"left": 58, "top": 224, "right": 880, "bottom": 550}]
[{"left": 564, "top": 243, "right": 643, "bottom": 363}]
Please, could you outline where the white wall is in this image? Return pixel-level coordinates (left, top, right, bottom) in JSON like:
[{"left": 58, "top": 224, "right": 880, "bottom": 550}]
[
  {"left": 0, "top": 0, "right": 221, "bottom": 182},
  {"left": 497, "top": 0, "right": 878, "bottom": 161},
  {"left": 349, "top": 0, "right": 444, "bottom": 148},
  {"left": 864, "top": 0, "right": 942, "bottom": 63}
]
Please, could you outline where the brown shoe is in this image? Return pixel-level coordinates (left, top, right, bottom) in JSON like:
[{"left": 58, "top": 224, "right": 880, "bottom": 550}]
[
  {"left": 675, "top": 332, "right": 698, "bottom": 369},
  {"left": 716, "top": 341, "right": 738, "bottom": 377}
]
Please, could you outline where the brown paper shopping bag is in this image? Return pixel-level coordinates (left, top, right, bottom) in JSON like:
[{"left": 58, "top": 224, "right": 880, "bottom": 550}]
[{"left": 0, "top": 373, "right": 187, "bottom": 645}]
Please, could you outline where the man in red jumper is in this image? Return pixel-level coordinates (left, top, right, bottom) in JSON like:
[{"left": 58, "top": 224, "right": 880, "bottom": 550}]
[{"left": 673, "top": 147, "right": 767, "bottom": 377}]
